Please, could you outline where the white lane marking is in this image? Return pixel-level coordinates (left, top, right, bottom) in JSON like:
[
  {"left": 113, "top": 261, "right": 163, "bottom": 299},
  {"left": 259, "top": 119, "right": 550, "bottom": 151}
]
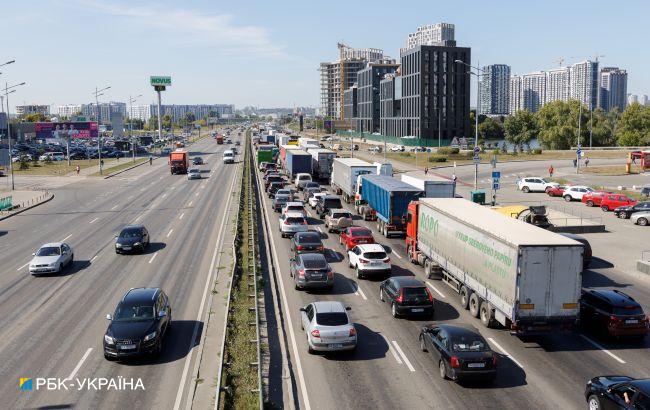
[
  {"left": 316, "top": 227, "right": 323, "bottom": 233},
  {"left": 89, "top": 218, "right": 99, "bottom": 224},
  {"left": 162, "top": 193, "right": 167, "bottom": 199},
  {"left": 61, "top": 234, "right": 72, "bottom": 242},
  {"left": 134, "top": 214, "right": 143, "bottom": 222},
  {"left": 580, "top": 334, "right": 626, "bottom": 364},
  {"left": 110, "top": 204, "right": 118, "bottom": 210},
  {"left": 91, "top": 255, "right": 99, "bottom": 262},
  {"left": 140, "top": 187, "right": 146, "bottom": 191},
  {"left": 17, "top": 262, "right": 30, "bottom": 271},
  {"left": 127, "top": 195, "right": 133, "bottom": 200},
  {"left": 167, "top": 229, "right": 174, "bottom": 238},
  {"left": 391, "top": 341, "right": 415, "bottom": 372},
  {"left": 194, "top": 191, "right": 199, "bottom": 197},
  {"left": 188, "top": 201, "right": 193, "bottom": 207},
  {"left": 159, "top": 176, "right": 164, "bottom": 180},
  {"left": 382, "top": 334, "right": 402, "bottom": 364},
  {"left": 175, "top": 168, "right": 238, "bottom": 410},
  {"left": 67, "top": 348, "right": 93, "bottom": 380},
  {"left": 355, "top": 283, "right": 368, "bottom": 300},
  {"left": 179, "top": 213, "right": 185, "bottom": 220},
  {"left": 148, "top": 252, "right": 158, "bottom": 264},
  {"left": 426, "top": 282, "right": 446, "bottom": 299},
  {"left": 487, "top": 337, "right": 525, "bottom": 369},
  {"left": 391, "top": 249, "right": 403, "bottom": 259}
]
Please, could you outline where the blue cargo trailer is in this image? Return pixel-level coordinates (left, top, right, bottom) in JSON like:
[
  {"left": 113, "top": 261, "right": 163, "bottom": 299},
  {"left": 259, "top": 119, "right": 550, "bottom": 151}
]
[
  {"left": 285, "top": 150, "right": 312, "bottom": 181},
  {"left": 360, "top": 174, "right": 423, "bottom": 237}
]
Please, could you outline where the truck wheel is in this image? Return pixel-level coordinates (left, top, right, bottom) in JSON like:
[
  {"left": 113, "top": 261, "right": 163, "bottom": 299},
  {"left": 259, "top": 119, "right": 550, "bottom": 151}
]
[
  {"left": 460, "top": 286, "right": 470, "bottom": 310},
  {"left": 469, "top": 293, "right": 481, "bottom": 318},
  {"left": 480, "top": 302, "right": 495, "bottom": 328}
]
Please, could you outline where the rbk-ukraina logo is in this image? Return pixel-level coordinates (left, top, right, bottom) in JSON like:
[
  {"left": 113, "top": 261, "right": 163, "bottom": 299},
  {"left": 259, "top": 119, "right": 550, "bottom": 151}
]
[{"left": 20, "top": 378, "right": 33, "bottom": 391}]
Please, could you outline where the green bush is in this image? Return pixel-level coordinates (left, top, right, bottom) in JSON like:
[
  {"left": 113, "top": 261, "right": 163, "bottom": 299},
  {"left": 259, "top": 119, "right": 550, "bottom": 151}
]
[
  {"left": 449, "top": 147, "right": 460, "bottom": 155},
  {"left": 437, "top": 147, "right": 451, "bottom": 155},
  {"left": 493, "top": 148, "right": 501, "bottom": 155},
  {"left": 428, "top": 156, "right": 447, "bottom": 163},
  {"left": 532, "top": 148, "right": 543, "bottom": 155},
  {"left": 19, "top": 157, "right": 30, "bottom": 170}
]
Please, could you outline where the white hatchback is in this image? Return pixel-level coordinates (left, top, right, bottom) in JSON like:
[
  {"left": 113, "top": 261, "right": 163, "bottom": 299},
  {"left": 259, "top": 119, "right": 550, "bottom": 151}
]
[
  {"left": 347, "top": 244, "right": 391, "bottom": 279},
  {"left": 563, "top": 186, "right": 594, "bottom": 202},
  {"left": 308, "top": 192, "right": 326, "bottom": 209},
  {"left": 279, "top": 212, "right": 308, "bottom": 238}
]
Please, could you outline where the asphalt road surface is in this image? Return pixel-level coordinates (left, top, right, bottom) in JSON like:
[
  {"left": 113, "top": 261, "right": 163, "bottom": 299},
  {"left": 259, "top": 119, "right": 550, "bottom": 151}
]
[
  {"left": 0, "top": 136, "right": 240, "bottom": 409},
  {"left": 256, "top": 155, "right": 650, "bottom": 410}
]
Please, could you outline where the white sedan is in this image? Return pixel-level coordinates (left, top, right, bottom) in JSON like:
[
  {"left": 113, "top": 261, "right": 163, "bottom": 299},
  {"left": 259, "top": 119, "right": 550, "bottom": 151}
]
[
  {"left": 28, "top": 242, "right": 74, "bottom": 275},
  {"left": 347, "top": 244, "right": 391, "bottom": 279},
  {"left": 631, "top": 211, "right": 650, "bottom": 226}
]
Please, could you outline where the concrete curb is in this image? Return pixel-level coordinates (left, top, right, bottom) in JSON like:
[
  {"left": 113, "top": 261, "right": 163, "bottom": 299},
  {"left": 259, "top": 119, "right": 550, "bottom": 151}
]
[
  {"left": 103, "top": 158, "right": 156, "bottom": 179},
  {"left": 0, "top": 192, "right": 54, "bottom": 221}
]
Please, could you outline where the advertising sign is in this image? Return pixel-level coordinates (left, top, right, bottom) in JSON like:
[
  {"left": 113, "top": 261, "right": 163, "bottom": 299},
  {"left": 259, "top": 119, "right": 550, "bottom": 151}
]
[
  {"left": 150, "top": 76, "right": 172, "bottom": 86},
  {"left": 35, "top": 122, "right": 98, "bottom": 140}
]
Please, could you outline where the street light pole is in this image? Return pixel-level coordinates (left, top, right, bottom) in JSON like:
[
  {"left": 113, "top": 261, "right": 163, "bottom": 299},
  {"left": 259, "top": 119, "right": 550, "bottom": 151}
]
[
  {"left": 92, "top": 85, "right": 110, "bottom": 175},
  {"left": 129, "top": 94, "right": 143, "bottom": 163},
  {"left": 455, "top": 59, "right": 482, "bottom": 190},
  {"left": 4, "top": 81, "right": 25, "bottom": 191}
]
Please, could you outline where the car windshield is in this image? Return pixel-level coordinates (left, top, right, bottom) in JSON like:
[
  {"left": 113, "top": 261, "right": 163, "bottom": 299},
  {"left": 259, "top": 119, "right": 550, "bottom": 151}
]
[
  {"left": 363, "top": 251, "right": 387, "bottom": 260},
  {"left": 324, "top": 199, "right": 342, "bottom": 207},
  {"left": 113, "top": 304, "right": 155, "bottom": 322},
  {"left": 286, "top": 217, "right": 305, "bottom": 224},
  {"left": 297, "top": 233, "right": 321, "bottom": 243},
  {"left": 350, "top": 229, "right": 371, "bottom": 237},
  {"left": 315, "top": 312, "right": 348, "bottom": 326},
  {"left": 303, "top": 258, "right": 327, "bottom": 269},
  {"left": 120, "top": 229, "right": 142, "bottom": 238},
  {"left": 613, "top": 305, "right": 644, "bottom": 315},
  {"left": 277, "top": 190, "right": 291, "bottom": 195},
  {"left": 276, "top": 196, "right": 289, "bottom": 202},
  {"left": 332, "top": 212, "right": 351, "bottom": 219},
  {"left": 287, "top": 205, "right": 303, "bottom": 211},
  {"left": 36, "top": 246, "right": 61, "bottom": 256},
  {"left": 451, "top": 334, "right": 489, "bottom": 352}
]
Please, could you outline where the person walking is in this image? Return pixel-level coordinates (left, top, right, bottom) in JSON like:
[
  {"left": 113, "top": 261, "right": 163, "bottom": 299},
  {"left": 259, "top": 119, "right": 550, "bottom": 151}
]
[
  {"left": 76, "top": 165, "right": 80, "bottom": 175},
  {"left": 149, "top": 155, "right": 153, "bottom": 166},
  {"left": 585, "top": 157, "right": 590, "bottom": 167},
  {"left": 572, "top": 159, "right": 577, "bottom": 168},
  {"left": 424, "top": 167, "right": 429, "bottom": 175},
  {"left": 548, "top": 165, "right": 554, "bottom": 178}
]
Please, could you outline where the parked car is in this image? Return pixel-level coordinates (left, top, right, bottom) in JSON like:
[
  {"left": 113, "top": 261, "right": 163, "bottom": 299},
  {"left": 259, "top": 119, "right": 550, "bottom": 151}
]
[
  {"left": 290, "top": 253, "right": 333, "bottom": 291},
  {"left": 28, "top": 242, "right": 74, "bottom": 275},
  {"left": 339, "top": 226, "right": 375, "bottom": 251},
  {"left": 600, "top": 194, "right": 637, "bottom": 212},
  {"left": 290, "top": 231, "right": 324, "bottom": 257},
  {"left": 103, "top": 287, "right": 171, "bottom": 360},
  {"left": 558, "top": 232, "right": 592, "bottom": 269},
  {"left": 300, "top": 301, "right": 356, "bottom": 353},
  {"left": 614, "top": 201, "right": 650, "bottom": 219},
  {"left": 642, "top": 185, "right": 650, "bottom": 198},
  {"left": 379, "top": 276, "right": 434, "bottom": 318},
  {"left": 563, "top": 186, "right": 594, "bottom": 202},
  {"left": 192, "top": 156, "right": 204, "bottom": 165},
  {"left": 631, "top": 211, "right": 650, "bottom": 226},
  {"left": 308, "top": 192, "right": 326, "bottom": 209},
  {"left": 324, "top": 209, "right": 353, "bottom": 233},
  {"left": 282, "top": 201, "right": 306, "bottom": 218},
  {"left": 581, "top": 191, "right": 611, "bottom": 207},
  {"left": 585, "top": 376, "right": 650, "bottom": 410},
  {"left": 39, "top": 152, "right": 65, "bottom": 161},
  {"left": 187, "top": 168, "right": 201, "bottom": 180},
  {"left": 546, "top": 185, "right": 566, "bottom": 197},
  {"left": 272, "top": 194, "right": 291, "bottom": 212},
  {"left": 295, "top": 173, "right": 313, "bottom": 191},
  {"left": 316, "top": 195, "right": 343, "bottom": 219},
  {"left": 115, "top": 225, "right": 150, "bottom": 254},
  {"left": 347, "top": 244, "right": 391, "bottom": 279},
  {"left": 279, "top": 212, "right": 308, "bottom": 238},
  {"left": 580, "top": 289, "right": 648, "bottom": 338},
  {"left": 267, "top": 182, "right": 285, "bottom": 198},
  {"left": 517, "top": 177, "right": 559, "bottom": 193},
  {"left": 419, "top": 324, "right": 497, "bottom": 382}
]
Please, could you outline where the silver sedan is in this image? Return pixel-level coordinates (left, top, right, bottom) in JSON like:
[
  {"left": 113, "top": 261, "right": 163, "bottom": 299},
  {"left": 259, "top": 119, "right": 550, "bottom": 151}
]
[
  {"left": 631, "top": 211, "right": 650, "bottom": 226},
  {"left": 28, "top": 242, "right": 74, "bottom": 275},
  {"left": 300, "top": 301, "right": 357, "bottom": 353}
]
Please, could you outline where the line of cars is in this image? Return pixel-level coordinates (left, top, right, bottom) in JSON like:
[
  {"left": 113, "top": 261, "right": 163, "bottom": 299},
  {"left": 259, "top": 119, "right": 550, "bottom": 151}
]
[{"left": 517, "top": 177, "right": 650, "bottom": 226}]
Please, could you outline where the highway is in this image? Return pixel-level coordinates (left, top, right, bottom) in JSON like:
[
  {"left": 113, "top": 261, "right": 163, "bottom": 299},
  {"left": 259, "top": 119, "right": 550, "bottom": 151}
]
[
  {"left": 256, "top": 148, "right": 650, "bottom": 409},
  {"left": 0, "top": 136, "right": 240, "bottom": 409}
]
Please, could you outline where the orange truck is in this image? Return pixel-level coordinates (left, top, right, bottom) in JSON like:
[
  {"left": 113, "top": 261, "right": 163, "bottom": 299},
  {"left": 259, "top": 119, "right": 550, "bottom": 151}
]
[
  {"left": 216, "top": 134, "right": 224, "bottom": 144},
  {"left": 170, "top": 149, "right": 189, "bottom": 174}
]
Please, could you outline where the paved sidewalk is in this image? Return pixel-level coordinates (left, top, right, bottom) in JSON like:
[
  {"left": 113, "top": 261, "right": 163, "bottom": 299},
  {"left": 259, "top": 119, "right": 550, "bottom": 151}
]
[{"left": 0, "top": 189, "right": 54, "bottom": 221}]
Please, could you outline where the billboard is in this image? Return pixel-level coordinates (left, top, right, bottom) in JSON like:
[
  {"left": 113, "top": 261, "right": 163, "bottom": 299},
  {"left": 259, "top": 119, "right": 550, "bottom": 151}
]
[{"left": 35, "top": 122, "right": 98, "bottom": 140}]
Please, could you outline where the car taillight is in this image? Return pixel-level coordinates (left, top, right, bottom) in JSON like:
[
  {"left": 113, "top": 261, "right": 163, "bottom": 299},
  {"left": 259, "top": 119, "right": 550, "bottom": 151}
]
[
  {"left": 349, "top": 327, "right": 356, "bottom": 337},
  {"left": 301, "top": 220, "right": 307, "bottom": 225},
  {"left": 298, "top": 269, "right": 305, "bottom": 278},
  {"left": 296, "top": 245, "right": 304, "bottom": 250},
  {"left": 359, "top": 258, "right": 369, "bottom": 264},
  {"left": 492, "top": 355, "right": 498, "bottom": 367},
  {"left": 311, "top": 329, "right": 320, "bottom": 338},
  {"left": 609, "top": 315, "right": 621, "bottom": 322},
  {"left": 450, "top": 356, "right": 461, "bottom": 368},
  {"left": 284, "top": 220, "right": 291, "bottom": 225},
  {"left": 426, "top": 288, "right": 434, "bottom": 303},
  {"left": 317, "top": 246, "right": 324, "bottom": 251},
  {"left": 383, "top": 258, "right": 391, "bottom": 263},
  {"left": 396, "top": 291, "right": 403, "bottom": 304},
  {"left": 327, "top": 271, "right": 334, "bottom": 279}
]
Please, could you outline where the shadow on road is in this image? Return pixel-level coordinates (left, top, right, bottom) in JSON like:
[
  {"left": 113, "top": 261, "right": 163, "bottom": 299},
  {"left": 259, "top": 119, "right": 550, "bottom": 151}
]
[
  {"left": 587, "top": 257, "right": 614, "bottom": 269},
  {"left": 140, "top": 242, "right": 167, "bottom": 255},
  {"left": 322, "top": 324, "right": 389, "bottom": 362},
  {"left": 582, "top": 269, "right": 631, "bottom": 289},
  {"left": 120, "top": 320, "right": 203, "bottom": 366}
]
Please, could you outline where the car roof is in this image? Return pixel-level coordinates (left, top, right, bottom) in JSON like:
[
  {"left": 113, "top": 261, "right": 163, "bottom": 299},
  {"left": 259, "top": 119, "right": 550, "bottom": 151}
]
[
  {"left": 435, "top": 323, "right": 484, "bottom": 338},
  {"left": 299, "top": 252, "right": 327, "bottom": 262},
  {"left": 356, "top": 244, "right": 385, "bottom": 252},
  {"left": 295, "top": 231, "right": 321, "bottom": 239},
  {"left": 121, "top": 287, "right": 160, "bottom": 304},
  {"left": 285, "top": 202, "right": 303, "bottom": 207},
  {"left": 587, "top": 289, "right": 639, "bottom": 307},
  {"left": 285, "top": 211, "right": 305, "bottom": 218},
  {"left": 629, "top": 379, "right": 650, "bottom": 394},
  {"left": 323, "top": 195, "right": 340, "bottom": 199},
  {"left": 40, "top": 242, "right": 65, "bottom": 247},
  {"left": 330, "top": 208, "right": 350, "bottom": 213},
  {"left": 312, "top": 300, "right": 346, "bottom": 313},
  {"left": 392, "top": 276, "right": 425, "bottom": 287},
  {"left": 122, "top": 224, "right": 145, "bottom": 230}
]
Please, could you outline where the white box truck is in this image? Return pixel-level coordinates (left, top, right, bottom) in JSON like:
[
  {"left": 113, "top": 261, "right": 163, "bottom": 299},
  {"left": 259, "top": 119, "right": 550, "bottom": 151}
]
[
  {"left": 298, "top": 137, "right": 319, "bottom": 149},
  {"left": 401, "top": 171, "right": 456, "bottom": 198},
  {"left": 331, "top": 158, "right": 376, "bottom": 203},
  {"left": 405, "top": 198, "right": 583, "bottom": 334},
  {"left": 307, "top": 148, "right": 336, "bottom": 180}
]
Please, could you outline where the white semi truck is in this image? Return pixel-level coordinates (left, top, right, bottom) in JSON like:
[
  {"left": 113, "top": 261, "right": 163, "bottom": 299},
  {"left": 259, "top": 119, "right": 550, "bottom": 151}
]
[{"left": 330, "top": 158, "right": 376, "bottom": 203}]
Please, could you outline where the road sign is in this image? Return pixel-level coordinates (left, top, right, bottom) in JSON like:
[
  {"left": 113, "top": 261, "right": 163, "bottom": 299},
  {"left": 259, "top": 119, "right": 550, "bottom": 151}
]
[
  {"left": 474, "top": 146, "right": 480, "bottom": 154},
  {"left": 576, "top": 148, "right": 582, "bottom": 156},
  {"left": 473, "top": 156, "right": 480, "bottom": 163},
  {"left": 150, "top": 76, "right": 172, "bottom": 87},
  {"left": 492, "top": 171, "right": 501, "bottom": 179},
  {"left": 493, "top": 182, "right": 500, "bottom": 190}
]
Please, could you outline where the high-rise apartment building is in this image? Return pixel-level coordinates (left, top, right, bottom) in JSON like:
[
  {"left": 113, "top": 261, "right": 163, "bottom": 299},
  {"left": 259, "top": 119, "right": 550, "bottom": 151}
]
[
  {"left": 521, "top": 72, "right": 546, "bottom": 112},
  {"left": 599, "top": 67, "right": 628, "bottom": 111},
  {"left": 355, "top": 62, "right": 399, "bottom": 133},
  {"left": 628, "top": 94, "right": 639, "bottom": 105},
  {"left": 545, "top": 68, "right": 570, "bottom": 103},
  {"left": 509, "top": 76, "right": 522, "bottom": 114},
  {"left": 16, "top": 105, "right": 50, "bottom": 116},
  {"left": 401, "top": 23, "right": 456, "bottom": 54},
  {"left": 479, "top": 64, "right": 510, "bottom": 115},
  {"left": 129, "top": 105, "right": 152, "bottom": 122},
  {"left": 343, "top": 86, "right": 358, "bottom": 120},
  {"left": 641, "top": 95, "right": 649, "bottom": 106},
  {"left": 570, "top": 60, "right": 599, "bottom": 111},
  {"left": 56, "top": 105, "right": 83, "bottom": 118}
]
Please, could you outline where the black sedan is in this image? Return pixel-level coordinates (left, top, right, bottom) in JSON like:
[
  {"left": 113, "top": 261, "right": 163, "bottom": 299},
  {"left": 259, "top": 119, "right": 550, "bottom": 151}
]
[
  {"left": 115, "top": 225, "right": 150, "bottom": 254},
  {"left": 614, "top": 201, "right": 650, "bottom": 219},
  {"left": 419, "top": 324, "right": 497, "bottom": 382},
  {"left": 192, "top": 156, "right": 204, "bottom": 165},
  {"left": 585, "top": 376, "right": 650, "bottom": 409},
  {"left": 290, "top": 231, "right": 324, "bottom": 257},
  {"left": 379, "top": 276, "right": 434, "bottom": 318}
]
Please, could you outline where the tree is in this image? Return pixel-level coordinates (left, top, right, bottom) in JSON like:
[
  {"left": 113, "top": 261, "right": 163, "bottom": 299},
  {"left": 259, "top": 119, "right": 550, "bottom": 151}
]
[
  {"left": 536, "top": 100, "right": 588, "bottom": 149},
  {"left": 147, "top": 115, "right": 158, "bottom": 130},
  {"left": 478, "top": 117, "right": 504, "bottom": 140},
  {"left": 21, "top": 113, "right": 48, "bottom": 122},
  {"left": 588, "top": 108, "right": 617, "bottom": 147},
  {"left": 504, "top": 110, "right": 539, "bottom": 149},
  {"left": 162, "top": 114, "right": 172, "bottom": 130},
  {"left": 615, "top": 103, "right": 650, "bottom": 146}
]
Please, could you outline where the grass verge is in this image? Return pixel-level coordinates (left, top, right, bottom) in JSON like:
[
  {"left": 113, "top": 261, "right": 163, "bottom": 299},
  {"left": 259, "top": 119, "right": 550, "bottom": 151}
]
[{"left": 90, "top": 157, "right": 148, "bottom": 176}]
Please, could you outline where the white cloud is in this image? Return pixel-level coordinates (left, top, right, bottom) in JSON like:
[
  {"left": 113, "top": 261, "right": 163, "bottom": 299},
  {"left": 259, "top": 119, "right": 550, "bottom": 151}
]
[{"left": 75, "top": 0, "right": 285, "bottom": 58}]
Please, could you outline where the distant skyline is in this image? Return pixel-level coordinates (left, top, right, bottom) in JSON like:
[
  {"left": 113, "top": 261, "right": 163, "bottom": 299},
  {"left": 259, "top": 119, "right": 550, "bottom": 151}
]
[{"left": 2, "top": 0, "right": 649, "bottom": 112}]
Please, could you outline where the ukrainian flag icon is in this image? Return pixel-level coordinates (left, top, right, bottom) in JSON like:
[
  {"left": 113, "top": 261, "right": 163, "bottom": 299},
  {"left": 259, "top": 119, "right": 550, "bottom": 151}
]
[{"left": 20, "top": 378, "right": 32, "bottom": 391}]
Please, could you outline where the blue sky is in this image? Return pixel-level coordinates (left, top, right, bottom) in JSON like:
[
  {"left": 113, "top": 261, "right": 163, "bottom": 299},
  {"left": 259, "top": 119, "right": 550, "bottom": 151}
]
[{"left": 3, "top": 0, "right": 649, "bottom": 111}]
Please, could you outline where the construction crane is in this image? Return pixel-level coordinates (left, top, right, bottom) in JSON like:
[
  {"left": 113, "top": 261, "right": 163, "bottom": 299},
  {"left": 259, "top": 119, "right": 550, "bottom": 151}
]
[
  {"left": 338, "top": 42, "right": 352, "bottom": 121},
  {"left": 555, "top": 57, "right": 565, "bottom": 67},
  {"left": 592, "top": 53, "right": 605, "bottom": 62}
]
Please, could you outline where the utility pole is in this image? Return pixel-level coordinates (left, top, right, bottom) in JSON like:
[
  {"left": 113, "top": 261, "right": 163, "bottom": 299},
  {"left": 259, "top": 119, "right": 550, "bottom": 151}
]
[
  {"left": 455, "top": 59, "right": 482, "bottom": 190},
  {"left": 4, "top": 80, "right": 25, "bottom": 191},
  {"left": 129, "top": 94, "right": 142, "bottom": 162},
  {"left": 93, "top": 85, "right": 111, "bottom": 175},
  {"left": 577, "top": 103, "right": 582, "bottom": 174}
]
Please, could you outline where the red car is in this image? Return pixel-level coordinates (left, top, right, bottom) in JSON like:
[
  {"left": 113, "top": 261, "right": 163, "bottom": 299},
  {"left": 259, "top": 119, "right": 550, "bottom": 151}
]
[
  {"left": 581, "top": 191, "right": 611, "bottom": 207},
  {"left": 339, "top": 227, "right": 375, "bottom": 251},
  {"left": 547, "top": 185, "right": 566, "bottom": 197},
  {"left": 600, "top": 194, "right": 637, "bottom": 211}
]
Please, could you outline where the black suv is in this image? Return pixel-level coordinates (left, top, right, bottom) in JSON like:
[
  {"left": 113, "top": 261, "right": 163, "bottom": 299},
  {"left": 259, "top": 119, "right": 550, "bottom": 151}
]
[
  {"left": 104, "top": 287, "right": 172, "bottom": 360},
  {"left": 379, "top": 276, "right": 434, "bottom": 318},
  {"left": 316, "top": 195, "right": 343, "bottom": 219},
  {"left": 614, "top": 201, "right": 650, "bottom": 219},
  {"left": 586, "top": 376, "right": 650, "bottom": 409},
  {"left": 115, "top": 225, "right": 150, "bottom": 254},
  {"left": 580, "top": 289, "right": 648, "bottom": 338}
]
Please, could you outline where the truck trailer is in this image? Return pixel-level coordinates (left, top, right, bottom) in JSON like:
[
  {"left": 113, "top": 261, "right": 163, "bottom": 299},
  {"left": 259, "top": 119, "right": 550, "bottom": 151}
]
[
  {"left": 285, "top": 150, "right": 312, "bottom": 181},
  {"left": 307, "top": 148, "right": 336, "bottom": 180},
  {"left": 330, "top": 158, "right": 376, "bottom": 203},
  {"left": 169, "top": 149, "right": 189, "bottom": 174},
  {"left": 400, "top": 171, "right": 456, "bottom": 198},
  {"left": 405, "top": 198, "right": 583, "bottom": 334}
]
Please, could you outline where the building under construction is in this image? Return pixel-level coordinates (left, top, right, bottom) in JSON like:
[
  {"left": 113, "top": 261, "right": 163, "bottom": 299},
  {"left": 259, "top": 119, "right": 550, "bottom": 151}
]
[{"left": 319, "top": 44, "right": 387, "bottom": 120}]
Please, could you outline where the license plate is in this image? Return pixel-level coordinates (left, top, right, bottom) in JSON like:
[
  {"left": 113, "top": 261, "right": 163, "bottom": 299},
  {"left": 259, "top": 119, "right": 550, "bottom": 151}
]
[
  {"left": 119, "top": 344, "right": 136, "bottom": 350},
  {"left": 328, "top": 343, "right": 343, "bottom": 349},
  {"left": 412, "top": 308, "right": 424, "bottom": 313},
  {"left": 468, "top": 363, "right": 485, "bottom": 368},
  {"left": 122, "top": 246, "right": 131, "bottom": 250},
  {"left": 310, "top": 274, "right": 323, "bottom": 279},
  {"left": 370, "top": 262, "right": 382, "bottom": 266},
  {"left": 357, "top": 240, "right": 367, "bottom": 244},
  {"left": 625, "top": 319, "right": 639, "bottom": 324}
]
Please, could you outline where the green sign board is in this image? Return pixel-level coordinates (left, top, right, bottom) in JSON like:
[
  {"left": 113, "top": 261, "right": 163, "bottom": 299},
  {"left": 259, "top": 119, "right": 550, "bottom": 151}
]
[{"left": 150, "top": 76, "right": 172, "bottom": 86}]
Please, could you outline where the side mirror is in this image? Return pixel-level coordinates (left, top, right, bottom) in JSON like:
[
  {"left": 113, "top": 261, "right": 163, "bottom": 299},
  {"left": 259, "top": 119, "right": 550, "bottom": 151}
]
[
  {"left": 32, "top": 252, "right": 36, "bottom": 256},
  {"left": 158, "top": 311, "right": 167, "bottom": 318},
  {"left": 106, "top": 314, "right": 112, "bottom": 320},
  {"left": 289, "top": 258, "right": 295, "bottom": 262},
  {"left": 299, "top": 307, "right": 306, "bottom": 312},
  {"left": 346, "top": 306, "right": 352, "bottom": 311}
]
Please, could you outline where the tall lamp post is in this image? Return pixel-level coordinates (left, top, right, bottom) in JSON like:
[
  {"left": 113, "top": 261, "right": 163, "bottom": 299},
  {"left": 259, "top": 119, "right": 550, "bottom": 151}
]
[
  {"left": 455, "top": 59, "right": 483, "bottom": 190},
  {"left": 4, "top": 81, "right": 26, "bottom": 190},
  {"left": 128, "top": 94, "right": 143, "bottom": 162},
  {"left": 92, "top": 85, "right": 111, "bottom": 175}
]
